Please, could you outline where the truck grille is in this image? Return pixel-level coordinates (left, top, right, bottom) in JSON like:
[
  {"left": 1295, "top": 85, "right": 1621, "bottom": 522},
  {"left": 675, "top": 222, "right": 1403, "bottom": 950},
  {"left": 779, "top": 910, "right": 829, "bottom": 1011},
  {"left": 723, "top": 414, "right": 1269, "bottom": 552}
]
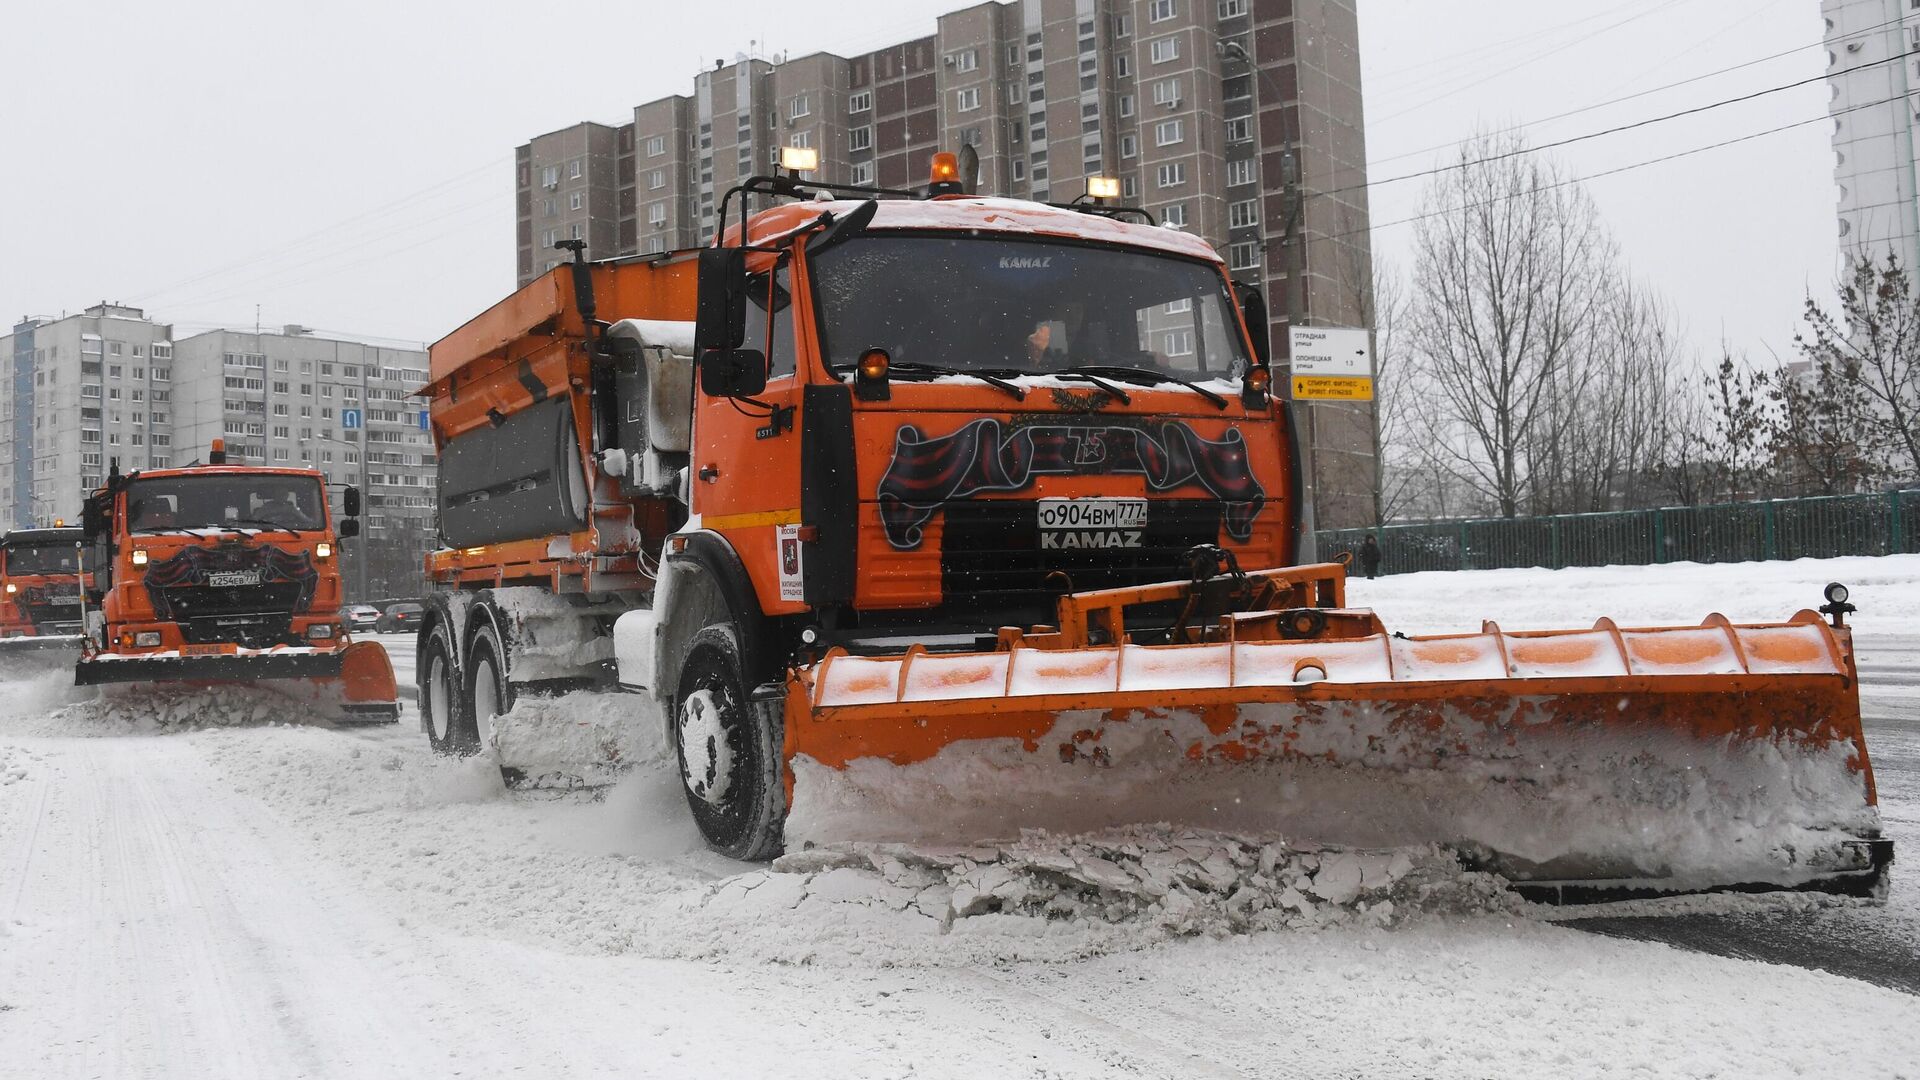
[
  {"left": 156, "top": 583, "right": 305, "bottom": 648},
  {"left": 939, "top": 498, "right": 1222, "bottom": 605}
]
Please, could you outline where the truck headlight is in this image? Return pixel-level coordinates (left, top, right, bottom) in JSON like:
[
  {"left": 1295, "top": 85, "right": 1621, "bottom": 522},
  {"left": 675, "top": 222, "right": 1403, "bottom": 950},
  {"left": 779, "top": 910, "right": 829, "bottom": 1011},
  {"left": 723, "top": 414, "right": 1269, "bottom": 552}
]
[
  {"left": 131, "top": 549, "right": 149, "bottom": 566},
  {"left": 307, "top": 624, "right": 336, "bottom": 640},
  {"left": 315, "top": 542, "right": 332, "bottom": 560},
  {"left": 3, "top": 582, "right": 15, "bottom": 594},
  {"left": 134, "top": 631, "right": 162, "bottom": 647}
]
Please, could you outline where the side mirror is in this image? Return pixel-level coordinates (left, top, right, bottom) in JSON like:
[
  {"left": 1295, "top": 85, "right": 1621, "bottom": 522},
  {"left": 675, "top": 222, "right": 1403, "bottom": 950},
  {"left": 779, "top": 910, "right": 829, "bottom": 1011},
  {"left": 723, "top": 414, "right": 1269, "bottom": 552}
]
[
  {"left": 1237, "top": 283, "right": 1272, "bottom": 368},
  {"left": 81, "top": 495, "right": 106, "bottom": 539},
  {"left": 343, "top": 485, "right": 362, "bottom": 517},
  {"left": 338, "top": 518, "right": 361, "bottom": 539},
  {"left": 694, "top": 247, "right": 749, "bottom": 353},
  {"left": 806, "top": 199, "right": 878, "bottom": 257},
  {"left": 699, "top": 349, "right": 768, "bottom": 398}
]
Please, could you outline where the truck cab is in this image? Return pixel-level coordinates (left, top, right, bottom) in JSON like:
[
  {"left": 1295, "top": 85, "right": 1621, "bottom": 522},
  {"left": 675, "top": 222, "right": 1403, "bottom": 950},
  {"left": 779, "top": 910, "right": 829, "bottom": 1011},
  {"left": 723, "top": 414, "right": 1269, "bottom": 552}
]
[{"left": 0, "top": 526, "right": 87, "bottom": 645}]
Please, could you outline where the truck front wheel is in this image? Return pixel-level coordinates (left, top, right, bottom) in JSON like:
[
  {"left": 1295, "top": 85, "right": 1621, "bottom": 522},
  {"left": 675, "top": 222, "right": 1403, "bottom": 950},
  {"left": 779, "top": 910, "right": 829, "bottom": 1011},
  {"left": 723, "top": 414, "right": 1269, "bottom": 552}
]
[{"left": 673, "top": 626, "right": 783, "bottom": 861}]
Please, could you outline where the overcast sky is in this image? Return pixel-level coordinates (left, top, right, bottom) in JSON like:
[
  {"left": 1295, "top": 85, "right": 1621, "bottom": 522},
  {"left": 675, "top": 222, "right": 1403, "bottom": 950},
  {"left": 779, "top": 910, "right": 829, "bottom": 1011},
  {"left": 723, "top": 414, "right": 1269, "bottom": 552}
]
[{"left": 0, "top": 0, "right": 1835, "bottom": 364}]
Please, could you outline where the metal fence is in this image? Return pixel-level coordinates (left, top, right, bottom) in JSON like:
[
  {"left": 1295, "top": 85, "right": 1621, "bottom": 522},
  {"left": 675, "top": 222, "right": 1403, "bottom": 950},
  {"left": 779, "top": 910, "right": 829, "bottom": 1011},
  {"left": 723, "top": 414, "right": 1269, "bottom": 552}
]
[{"left": 1318, "top": 490, "right": 1920, "bottom": 576}]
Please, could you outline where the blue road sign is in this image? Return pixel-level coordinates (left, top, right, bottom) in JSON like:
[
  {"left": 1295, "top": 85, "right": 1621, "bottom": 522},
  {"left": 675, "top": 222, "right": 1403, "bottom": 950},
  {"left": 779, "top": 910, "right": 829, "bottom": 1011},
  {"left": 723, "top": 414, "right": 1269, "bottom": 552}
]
[{"left": 341, "top": 408, "right": 362, "bottom": 430}]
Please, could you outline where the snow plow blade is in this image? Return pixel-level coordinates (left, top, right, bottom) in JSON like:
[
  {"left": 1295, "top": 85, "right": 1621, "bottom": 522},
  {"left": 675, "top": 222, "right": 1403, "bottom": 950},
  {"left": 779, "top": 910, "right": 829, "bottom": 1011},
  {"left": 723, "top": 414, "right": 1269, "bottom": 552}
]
[
  {"left": 0, "top": 633, "right": 86, "bottom": 654},
  {"left": 74, "top": 639, "right": 401, "bottom": 722},
  {"left": 783, "top": 564, "right": 1889, "bottom": 902}
]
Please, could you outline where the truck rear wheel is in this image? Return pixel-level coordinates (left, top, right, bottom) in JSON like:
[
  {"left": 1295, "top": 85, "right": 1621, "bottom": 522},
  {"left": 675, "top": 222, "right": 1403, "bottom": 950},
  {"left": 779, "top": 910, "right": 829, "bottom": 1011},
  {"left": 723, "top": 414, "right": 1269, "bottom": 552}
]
[
  {"left": 420, "top": 621, "right": 475, "bottom": 755},
  {"left": 673, "top": 626, "right": 783, "bottom": 861},
  {"left": 465, "top": 618, "right": 517, "bottom": 763}
]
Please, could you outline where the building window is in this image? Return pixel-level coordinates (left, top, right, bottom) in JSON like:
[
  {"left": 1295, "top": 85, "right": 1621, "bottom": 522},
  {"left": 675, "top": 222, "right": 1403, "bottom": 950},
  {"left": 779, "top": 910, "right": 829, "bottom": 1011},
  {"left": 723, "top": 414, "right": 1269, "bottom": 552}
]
[
  {"left": 956, "top": 87, "right": 981, "bottom": 112},
  {"left": 790, "top": 130, "right": 811, "bottom": 149},
  {"left": 570, "top": 191, "right": 584, "bottom": 210},
  {"left": 646, "top": 135, "right": 665, "bottom": 156},
  {"left": 849, "top": 90, "right": 872, "bottom": 113},
  {"left": 1012, "top": 160, "right": 1026, "bottom": 181},
  {"left": 1157, "top": 162, "right": 1186, "bottom": 187},
  {"left": 1121, "top": 134, "right": 1137, "bottom": 158},
  {"left": 1154, "top": 119, "right": 1184, "bottom": 146},
  {"left": 1219, "top": 0, "right": 1246, "bottom": 16},
  {"left": 648, "top": 202, "right": 667, "bottom": 225},
  {"left": 959, "top": 126, "right": 982, "bottom": 147},
  {"left": 851, "top": 161, "right": 873, "bottom": 185},
  {"left": 850, "top": 125, "right": 873, "bottom": 151},
  {"left": 1119, "top": 94, "right": 1135, "bottom": 118},
  {"left": 1228, "top": 159, "right": 1257, "bottom": 186},
  {"left": 1229, "top": 241, "right": 1259, "bottom": 269},
  {"left": 1163, "top": 203, "right": 1187, "bottom": 227},
  {"left": 1225, "top": 116, "right": 1251, "bottom": 142},
  {"left": 790, "top": 94, "right": 811, "bottom": 119},
  {"left": 1164, "top": 330, "right": 1194, "bottom": 356},
  {"left": 1115, "top": 13, "right": 1132, "bottom": 36},
  {"left": 649, "top": 169, "right": 665, "bottom": 190},
  {"left": 1150, "top": 36, "right": 1180, "bottom": 64},
  {"left": 1149, "top": 0, "right": 1176, "bottom": 21},
  {"left": 1115, "top": 54, "right": 1130, "bottom": 79},
  {"left": 1152, "top": 78, "right": 1180, "bottom": 106},
  {"left": 951, "top": 48, "right": 978, "bottom": 72},
  {"left": 569, "top": 159, "right": 583, "bottom": 179},
  {"left": 1229, "top": 199, "right": 1259, "bottom": 228},
  {"left": 1166, "top": 298, "right": 1192, "bottom": 314}
]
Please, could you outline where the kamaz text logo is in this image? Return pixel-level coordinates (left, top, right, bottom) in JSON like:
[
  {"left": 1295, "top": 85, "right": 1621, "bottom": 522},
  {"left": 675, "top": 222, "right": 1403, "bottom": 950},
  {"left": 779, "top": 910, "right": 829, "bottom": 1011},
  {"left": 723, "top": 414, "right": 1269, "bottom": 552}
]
[{"left": 998, "top": 256, "right": 1053, "bottom": 269}]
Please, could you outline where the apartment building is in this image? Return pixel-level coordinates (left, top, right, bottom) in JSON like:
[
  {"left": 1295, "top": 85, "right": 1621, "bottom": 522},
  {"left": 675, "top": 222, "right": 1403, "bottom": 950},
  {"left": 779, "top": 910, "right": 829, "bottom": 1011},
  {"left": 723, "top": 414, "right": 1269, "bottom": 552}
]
[
  {"left": 512, "top": 0, "right": 1376, "bottom": 526},
  {"left": 1823, "top": 0, "right": 1920, "bottom": 273},
  {"left": 0, "top": 304, "right": 176, "bottom": 531},
  {"left": 168, "top": 327, "right": 438, "bottom": 596}
]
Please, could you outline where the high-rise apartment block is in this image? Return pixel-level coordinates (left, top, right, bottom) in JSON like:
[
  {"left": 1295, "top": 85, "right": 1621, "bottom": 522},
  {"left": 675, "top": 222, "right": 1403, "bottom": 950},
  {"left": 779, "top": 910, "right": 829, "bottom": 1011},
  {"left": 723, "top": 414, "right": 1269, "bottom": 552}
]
[
  {"left": 1824, "top": 0, "right": 1920, "bottom": 273},
  {"left": 515, "top": 0, "right": 1375, "bottom": 525},
  {"left": 0, "top": 311, "right": 437, "bottom": 598}
]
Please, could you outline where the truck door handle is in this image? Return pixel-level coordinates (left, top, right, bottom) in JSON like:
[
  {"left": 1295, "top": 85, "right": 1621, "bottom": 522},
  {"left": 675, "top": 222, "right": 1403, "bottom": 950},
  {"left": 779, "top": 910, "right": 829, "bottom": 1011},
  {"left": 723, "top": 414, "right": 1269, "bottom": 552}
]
[{"left": 698, "top": 466, "right": 719, "bottom": 483}]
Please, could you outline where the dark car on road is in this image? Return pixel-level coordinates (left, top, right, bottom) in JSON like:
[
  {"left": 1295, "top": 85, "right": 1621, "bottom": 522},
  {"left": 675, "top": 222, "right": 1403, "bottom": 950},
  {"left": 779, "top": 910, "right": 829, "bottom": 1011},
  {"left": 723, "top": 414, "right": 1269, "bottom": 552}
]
[{"left": 376, "top": 603, "right": 425, "bottom": 633}]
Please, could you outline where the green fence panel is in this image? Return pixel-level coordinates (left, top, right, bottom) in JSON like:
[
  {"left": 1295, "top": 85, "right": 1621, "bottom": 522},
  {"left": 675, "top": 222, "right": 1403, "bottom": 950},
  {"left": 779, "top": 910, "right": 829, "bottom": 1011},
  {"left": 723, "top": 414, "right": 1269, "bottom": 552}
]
[{"left": 1318, "top": 489, "right": 1920, "bottom": 575}]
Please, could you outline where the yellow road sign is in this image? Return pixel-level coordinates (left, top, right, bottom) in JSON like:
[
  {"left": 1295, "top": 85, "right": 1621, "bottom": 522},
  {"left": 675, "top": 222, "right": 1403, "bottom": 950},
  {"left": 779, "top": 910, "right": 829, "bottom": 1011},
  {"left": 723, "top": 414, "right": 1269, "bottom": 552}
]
[{"left": 1292, "top": 375, "right": 1374, "bottom": 401}]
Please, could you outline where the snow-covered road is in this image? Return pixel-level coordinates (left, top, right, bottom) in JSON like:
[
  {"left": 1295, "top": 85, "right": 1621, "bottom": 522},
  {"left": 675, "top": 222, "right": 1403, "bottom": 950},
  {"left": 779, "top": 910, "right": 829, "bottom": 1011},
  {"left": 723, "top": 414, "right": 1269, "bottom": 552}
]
[{"left": 4, "top": 558, "right": 1920, "bottom": 1078}]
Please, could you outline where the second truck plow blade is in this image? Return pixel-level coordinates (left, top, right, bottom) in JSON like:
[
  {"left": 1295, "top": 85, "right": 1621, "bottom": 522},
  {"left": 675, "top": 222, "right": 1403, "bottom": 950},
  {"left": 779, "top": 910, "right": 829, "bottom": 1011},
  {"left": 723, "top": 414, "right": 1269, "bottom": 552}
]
[
  {"left": 74, "top": 639, "right": 401, "bottom": 722},
  {"left": 783, "top": 569, "right": 1889, "bottom": 902}
]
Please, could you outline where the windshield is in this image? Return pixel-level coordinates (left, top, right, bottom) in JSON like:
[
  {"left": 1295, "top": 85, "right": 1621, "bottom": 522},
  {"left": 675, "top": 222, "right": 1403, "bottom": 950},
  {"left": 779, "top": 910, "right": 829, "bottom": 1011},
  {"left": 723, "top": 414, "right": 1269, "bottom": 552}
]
[
  {"left": 6, "top": 543, "right": 79, "bottom": 576},
  {"left": 125, "top": 474, "right": 328, "bottom": 534},
  {"left": 809, "top": 234, "right": 1250, "bottom": 381}
]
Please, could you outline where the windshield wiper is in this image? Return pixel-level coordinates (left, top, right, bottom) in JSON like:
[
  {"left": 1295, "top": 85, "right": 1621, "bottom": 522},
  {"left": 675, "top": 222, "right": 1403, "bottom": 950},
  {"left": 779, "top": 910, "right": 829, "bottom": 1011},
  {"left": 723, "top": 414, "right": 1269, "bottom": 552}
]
[
  {"left": 220, "top": 518, "right": 304, "bottom": 535},
  {"left": 1063, "top": 365, "right": 1230, "bottom": 410},
  {"left": 876, "top": 361, "right": 1027, "bottom": 401}
]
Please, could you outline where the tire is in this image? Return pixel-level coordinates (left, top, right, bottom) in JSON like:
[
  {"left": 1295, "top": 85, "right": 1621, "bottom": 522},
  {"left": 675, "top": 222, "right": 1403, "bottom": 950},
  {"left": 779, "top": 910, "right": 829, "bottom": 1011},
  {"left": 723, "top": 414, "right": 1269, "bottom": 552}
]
[
  {"left": 672, "top": 626, "right": 784, "bottom": 861},
  {"left": 465, "top": 617, "right": 517, "bottom": 764},
  {"left": 420, "top": 620, "right": 476, "bottom": 755}
]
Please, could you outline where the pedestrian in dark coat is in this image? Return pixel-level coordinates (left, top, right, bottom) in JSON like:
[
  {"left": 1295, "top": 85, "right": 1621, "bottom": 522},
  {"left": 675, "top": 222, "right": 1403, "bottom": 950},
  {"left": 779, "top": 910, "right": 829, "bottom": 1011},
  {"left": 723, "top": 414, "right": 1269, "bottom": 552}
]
[{"left": 1359, "top": 534, "right": 1382, "bottom": 580}]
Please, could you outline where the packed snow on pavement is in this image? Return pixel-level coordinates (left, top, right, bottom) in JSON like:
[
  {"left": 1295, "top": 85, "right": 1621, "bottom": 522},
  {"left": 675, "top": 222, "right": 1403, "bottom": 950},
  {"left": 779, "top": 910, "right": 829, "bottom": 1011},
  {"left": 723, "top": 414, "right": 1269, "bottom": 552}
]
[{"left": 2, "top": 556, "right": 1918, "bottom": 1077}]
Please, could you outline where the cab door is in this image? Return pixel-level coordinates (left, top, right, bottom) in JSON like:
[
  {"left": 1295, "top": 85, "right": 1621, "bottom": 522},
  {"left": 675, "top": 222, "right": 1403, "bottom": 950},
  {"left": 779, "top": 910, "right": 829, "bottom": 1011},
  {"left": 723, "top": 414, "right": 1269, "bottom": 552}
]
[{"left": 689, "top": 254, "right": 807, "bottom": 615}]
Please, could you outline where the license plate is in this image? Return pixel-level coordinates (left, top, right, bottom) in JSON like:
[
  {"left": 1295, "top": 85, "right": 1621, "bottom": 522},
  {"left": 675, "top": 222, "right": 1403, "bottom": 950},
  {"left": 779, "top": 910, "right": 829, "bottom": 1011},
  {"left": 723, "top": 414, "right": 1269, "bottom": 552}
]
[
  {"left": 45, "top": 591, "right": 79, "bottom": 602},
  {"left": 181, "top": 643, "right": 236, "bottom": 656},
  {"left": 1038, "top": 497, "right": 1148, "bottom": 550},
  {"left": 1037, "top": 497, "right": 1149, "bottom": 530},
  {"left": 206, "top": 570, "right": 262, "bottom": 587}
]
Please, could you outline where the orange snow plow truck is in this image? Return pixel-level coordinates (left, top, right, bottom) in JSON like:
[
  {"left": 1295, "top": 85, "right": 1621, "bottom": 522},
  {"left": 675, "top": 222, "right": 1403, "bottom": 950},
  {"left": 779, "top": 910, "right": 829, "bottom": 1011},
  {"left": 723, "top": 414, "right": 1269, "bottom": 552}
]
[
  {"left": 0, "top": 526, "right": 88, "bottom": 653},
  {"left": 72, "top": 445, "right": 400, "bottom": 721},
  {"left": 418, "top": 158, "right": 1890, "bottom": 901}
]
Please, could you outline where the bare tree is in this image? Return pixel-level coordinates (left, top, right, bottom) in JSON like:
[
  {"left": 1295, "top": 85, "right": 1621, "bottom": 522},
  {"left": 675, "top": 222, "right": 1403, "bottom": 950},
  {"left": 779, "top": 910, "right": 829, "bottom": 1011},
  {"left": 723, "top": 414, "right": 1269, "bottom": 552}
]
[
  {"left": 1765, "top": 351, "right": 1879, "bottom": 496},
  {"left": 1405, "top": 130, "right": 1615, "bottom": 517},
  {"left": 1701, "top": 350, "right": 1774, "bottom": 501},
  {"left": 1796, "top": 254, "right": 1920, "bottom": 482}
]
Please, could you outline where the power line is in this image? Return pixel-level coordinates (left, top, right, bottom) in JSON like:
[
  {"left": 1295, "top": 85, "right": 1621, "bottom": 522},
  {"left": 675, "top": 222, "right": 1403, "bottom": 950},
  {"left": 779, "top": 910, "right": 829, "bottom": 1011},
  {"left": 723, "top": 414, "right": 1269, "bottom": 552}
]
[
  {"left": 1307, "top": 91, "right": 1903, "bottom": 248},
  {"left": 128, "top": 155, "right": 509, "bottom": 304},
  {"left": 1321, "top": 45, "right": 1914, "bottom": 206},
  {"left": 1369, "top": 0, "right": 1712, "bottom": 125},
  {"left": 1367, "top": 6, "right": 1912, "bottom": 170}
]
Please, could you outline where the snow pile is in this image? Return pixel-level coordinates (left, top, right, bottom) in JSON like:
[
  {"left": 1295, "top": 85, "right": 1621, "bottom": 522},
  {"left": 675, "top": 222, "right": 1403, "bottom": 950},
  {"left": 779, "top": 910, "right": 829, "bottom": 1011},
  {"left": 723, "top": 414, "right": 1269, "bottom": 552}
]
[
  {"left": 0, "top": 743, "right": 36, "bottom": 784},
  {"left": 9, "top": 684, "right": 340, "bottom": 737},
  {"left": 490, "top": 687, "right": 667, "bottom": 788},
  {"left": 0, "top": 665, "right": 92, "bottom": 731},
  {"left": 741, "top": 830, "right": 1516, "bottom": 938}
]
